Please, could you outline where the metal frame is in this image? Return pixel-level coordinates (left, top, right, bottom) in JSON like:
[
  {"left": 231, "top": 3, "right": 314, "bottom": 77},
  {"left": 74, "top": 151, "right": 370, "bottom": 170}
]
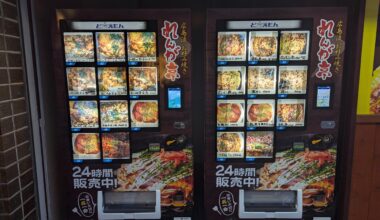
[{"left": 18, "top": 0, "right": 47, "bottom": 219}]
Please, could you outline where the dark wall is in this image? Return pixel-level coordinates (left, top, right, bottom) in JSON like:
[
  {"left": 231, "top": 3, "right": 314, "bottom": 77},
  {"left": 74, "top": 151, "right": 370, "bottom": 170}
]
[{"left": 0, "top": 0, "right": 37, "bottom": 219}]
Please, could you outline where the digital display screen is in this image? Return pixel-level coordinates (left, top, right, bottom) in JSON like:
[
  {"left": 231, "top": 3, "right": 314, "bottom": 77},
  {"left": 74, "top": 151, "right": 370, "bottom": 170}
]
[
  {"left": 167, "top": 87, "right": 182, "bottom": 109},
  {"left": 316, "top": 86, "right": 332, "bottom": 108}
]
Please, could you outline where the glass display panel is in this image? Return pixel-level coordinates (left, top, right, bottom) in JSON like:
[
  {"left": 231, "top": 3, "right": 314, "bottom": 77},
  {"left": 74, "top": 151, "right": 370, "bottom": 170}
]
[
  {"left": 100, "top": 100, "right": 129, "bottom": 128},
  {"left": 128, "top": 67, "right": 158, "bottom": 96},
  {"left": 72, "top": 133, "right": 101, "bottom": 160},
  {"left": 69, "top": 100, "right": 99, "bottom": 128},
  {"left": 216, "top": 131, "right": 245, "bottom": 159},
  {"left": 217, "top": 31, "right": 247, "bottom": 61},
  {"left": 130, "top": 100, "right": 159, "bottom": 127},
  {"left": 101, "top": 132, "right": 131, "bottom": 160},
  {"left": 246, "top": 99, "right": 275, "bottom": 127},
  {"left": 276, "top": 99, "right": 306, "bottom": 127},
  {"left": 63, "top": 32, "right": 94, "bottom": 62},
  {"left": 98, "top": 67, "right": 128, "bottom": 96},
  {"left": 127, "top": 32, "right": 157, "bottom": 62},
  {"left": 247, "top": 66, "right": 277, "bottom": 95},
  {"left": 279, "top": 30, "right": 310, "bottom": 61},
  {"left": 217, "top": 66, "right": 246, "bottom": 95},
  {"left": 246, "top": 131, "right": 274, "bottom": 159},
  {"left": 248, "top": 31, "right": 278, "bottom": 61},
  {"left": 66, "top": 67, "right": 97, "bottom": 96},
  {"left": 217, "top": 99, "right": 245, "bottom": 127},
  {"left": 96, "top": 32, "right": 126, "bottom": 62},
  {"left": 278, "top": 66, "right": 308, "bottom": 94}
]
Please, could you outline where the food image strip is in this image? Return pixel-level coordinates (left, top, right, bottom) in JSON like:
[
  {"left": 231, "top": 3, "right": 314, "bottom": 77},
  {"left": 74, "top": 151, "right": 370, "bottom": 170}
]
[
  {"left": 101, "top": 132, "right": 130, "bottom": 160},
  {"left": 69, "top": 100, "right": 99, "bottom": 128},
  {"left": 216, "top": 131, "right": 244, "bottom": 159},
  {"left": 100, "top": 100, "right": 129, "bottom": 128},
  {"left": 127, "top": 32, "right": 157, "bottom": 62},
  {"left": 246, "top": 131, "right": 274, "bottom": 159},
  {"left": 129, "top": 67, "right": 158, "bottom": 96},
  {"left": 63, "top": 32, "right": 94, "bottom": 62},
  {"left": 258, "top": 148, "right": 336, "bottom": 211},
  {"left": 280, "top": 30, "right": 310, "bottom": 61},
  {"left": 249, "top": 31, "right": 278, "bottom": 61},
  {"left": 130, "top": 100, "right": 159, "bottom": 128},
  {"left": 216, "top": 99, "right": 245, "bottom": 127},
  {"left": 96, "top": 32, "right": 126, "bottom": 62},
  {"left": 247, "top": 66, "right": 277, "bottom": 95},
  {"left": 72, "top": 133, "right": 100, "bottom": 160},
  {"left": 217, "top": 66, "right": 245, "bottom": 95},
  {"left": 278, "top": 66, "right": 308, "bottom": 94},
  {"left": 246, "top": 99, "right": 275, "bottom": 127},
  {"left": 217, "top": 31, "right": 247, "bottom": 62},
  {"left": 115, "top": 148, "right": 193, "bottom": 208},
  {"left": 276, "top": 99, "right": 306, "bottom": 127},
  {"left": 98, "top": 67, "right": 128, "bottom": 96},
  {"left": 66, "top": 67, "right": 96, "bottom": 96}
]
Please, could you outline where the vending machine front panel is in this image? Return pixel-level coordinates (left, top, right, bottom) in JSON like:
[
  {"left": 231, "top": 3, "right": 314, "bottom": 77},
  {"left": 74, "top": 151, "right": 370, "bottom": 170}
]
[
  {"left": 52, "top": 9, "right": 193, "bottom": 219},
  {"left": 205, "top": 8, "right": 347, "bottom": 219}
]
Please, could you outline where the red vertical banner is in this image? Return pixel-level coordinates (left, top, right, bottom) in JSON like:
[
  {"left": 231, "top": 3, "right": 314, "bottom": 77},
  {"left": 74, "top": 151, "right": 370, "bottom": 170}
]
[{"left": 161, "top": 20, "right": 182, "bottom": 81}]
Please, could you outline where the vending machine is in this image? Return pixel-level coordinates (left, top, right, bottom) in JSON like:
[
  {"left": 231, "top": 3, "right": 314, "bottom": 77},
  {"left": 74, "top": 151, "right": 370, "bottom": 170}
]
[
  {"left": 51, "top": 9, "right": 193, "bottom": 219},
  {"left": 204, "top": 8, "right": 347, "bottom": 219}
]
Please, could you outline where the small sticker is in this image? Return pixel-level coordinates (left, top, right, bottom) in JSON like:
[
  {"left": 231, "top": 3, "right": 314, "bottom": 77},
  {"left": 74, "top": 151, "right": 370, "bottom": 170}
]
[
  {"left": 73, "top": 192, "right": 96, "bottom": 218},
  {"left": 149, "top": 143, "right": 161, "bottom": 152},
  {"left": 293, "top": 142, "right": 305, "bottom": 151},
  {"left": 321, "top": 121, "right": 336, "bottom": 129},
  {"left": 212, "top": 191, "right": 237, "bottom": 216},
  {"left": 173, "top": 121, "right": 186, "bottom": 129}
]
